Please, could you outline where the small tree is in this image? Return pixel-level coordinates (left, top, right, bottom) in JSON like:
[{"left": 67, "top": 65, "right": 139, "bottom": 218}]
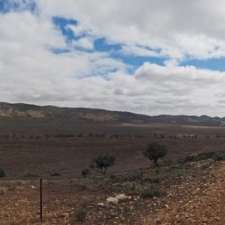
[
  {"left": 0, "top": 168, "right": 6, "bottom": 178},
  {"left": 81, "top": 168, "right": 90, "bottom": 178},
  {"left": 92, "top": 154, "right": 115, "bottom": 175},
  {"left": 143, "top": 143, "right": 167, "bottom": 167}
]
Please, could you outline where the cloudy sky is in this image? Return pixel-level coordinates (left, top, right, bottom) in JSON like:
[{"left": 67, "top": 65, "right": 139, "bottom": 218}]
[{"left": 2, "top": 0, "right": 225, "bottom": 116}]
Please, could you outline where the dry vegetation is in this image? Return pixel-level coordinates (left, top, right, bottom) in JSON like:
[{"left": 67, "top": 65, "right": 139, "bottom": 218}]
[
  {"left": 0, "top": 158, "right": 223, "bottom": 225},
  {"left": 1, "top": 121, "right": 225, "bottom": 224}
]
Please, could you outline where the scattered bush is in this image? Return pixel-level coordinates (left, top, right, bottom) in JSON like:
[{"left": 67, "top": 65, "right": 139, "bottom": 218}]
[
  {"left": 120, "top": 181, "right": 137, "bottom": 194},
  {"left": 0, "top": 168, "right": 5, "bottom": 178},
  {"left": 81, "top": 169, "right": 90, "bottom": 178},
  {"left": 118, "top": 182, "right": 161, "bottom": 198},
  {"left": 172, "top": 167, "right": 186, "bottom": 177},
  {"left": 183, "top": 151, "right": 225, "bottom": 163},
  {"left": 72, "top": 208, "right": 87, "bottom": 223},
  {"left": 122, "top": 170, "right": 144, "bottom": 182},
  {"left": 23, "top": 173, "right": 39, "bottom": 178},
  {"left": 146, "top": 177, "right": 160, "bottom": 184},
  {"left": 77, "top": 133, "right": 83, "bottom": 138},
  {"left": 140, "top": 185, "right": 161, "bottom": 199},
  {"left": 140, "top": 187, "right": 161, "bottom": 199},
  {"left": 143, "top": 142, "right": 168, "bottom": 167},
  {"left": 91, "top": 154, "right": 115, "bottom": 175},
  {"left": 50, "top": 172, "right": 61, "bottom": 177},
  {"left": 110, "top": 174, "right": 116, "bottom": 180}
]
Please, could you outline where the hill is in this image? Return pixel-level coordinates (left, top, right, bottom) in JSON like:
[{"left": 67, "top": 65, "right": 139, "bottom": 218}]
[{"left": 0, "top": 102, "right": 224, "bottom": 126}]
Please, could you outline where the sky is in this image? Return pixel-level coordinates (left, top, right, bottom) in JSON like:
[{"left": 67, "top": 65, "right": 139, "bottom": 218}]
[{"left": 2, "top": 0, "right": 225, "bottom": 116}]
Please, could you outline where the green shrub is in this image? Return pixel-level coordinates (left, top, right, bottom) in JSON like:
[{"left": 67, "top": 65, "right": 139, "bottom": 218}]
[
  {"left": 149, "top": 177, "right": 160, "bottom": 184},
  {"left": 173, "top": 168, "right": 186, "bottom": 177},
  {"left": 0, "top": 168, "right": 6, "bottom": 178},
  {"left": 50, "top": 172, "right": 61, "bottom": 177},
  {"left": 127, "top": 170, "right": 143, "bottom": 181},
  {"left": 140, "top": 186, "right": 161, "bottom": 199},
  {"left": 72, "top": 208, "right": 87, "bottom": 223},
  {"left": 183, "top": 151, "right": 225, "bottom": 163},
  {"left": 143, "top": 142, "right": 168, "bottom": 167},
  {"left": 92, "top": 154, "right": 115, "bottom": 175},
  {"left": 81, "top": 169, "right": 90, "bottom": 178},
  {"left": 121, "top": 182, "right": 137, "bottom": 193}
]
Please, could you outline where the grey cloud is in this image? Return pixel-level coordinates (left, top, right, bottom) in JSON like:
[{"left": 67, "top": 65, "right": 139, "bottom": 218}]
[{"left": 2, "top": 1, "right": 225, "bottom": 116}]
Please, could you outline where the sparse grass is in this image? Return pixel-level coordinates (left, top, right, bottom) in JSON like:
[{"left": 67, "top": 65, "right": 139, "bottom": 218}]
[
  {"left": 183, "top": 151, "right": 225, "bottom": 163},
  {"left": 140, "top": 185, "right": 161, "bottom": 199},
  {"left": 72, "top": 207, "right": 87, "bottom": 223},
  {"left": 143, "top": 177, "right": 160, "bottom": 183},
  {"left": 173, "top": 167, "right": 186, "bottom": 177}
]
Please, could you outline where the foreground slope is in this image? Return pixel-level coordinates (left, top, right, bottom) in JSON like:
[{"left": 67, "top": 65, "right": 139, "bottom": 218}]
[
  {"left": 145, "top": 162, "right": 225, "bottom": 225},
  {"left": 1, "top": 160, "right": 225, "bottom": 225}
]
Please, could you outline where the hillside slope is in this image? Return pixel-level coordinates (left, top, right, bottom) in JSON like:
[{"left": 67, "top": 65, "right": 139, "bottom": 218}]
[
  {"left": 145, "top": 162, "right": 225, "bottom": 225},
  {"left": 0, "top": 102, "right": 225, "bottom": 126}
]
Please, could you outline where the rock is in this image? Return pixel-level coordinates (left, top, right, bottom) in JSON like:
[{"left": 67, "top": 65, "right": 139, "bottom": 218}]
[
  {"left": 107, "top": 197, "right": 119, "bottom": 204},
  {"left": 0, "top": 187, "right": 7, "bottom": 195},
  {"left": 165, "top": 204, "right": 169, "bottom": 209},
  {"left": 106, "top": 194, "right": 131, "bottom": 205},
  {"left": 97, "top": 202, "right": 105, "bottom": 207},
  {"left": 115, "top": 194, "right": 129, "bottom": 201}
]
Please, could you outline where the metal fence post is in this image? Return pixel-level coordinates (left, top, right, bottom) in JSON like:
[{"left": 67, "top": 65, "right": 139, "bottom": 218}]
[{"left": 40, "top": 178, "right": 43, "bottom": 223}]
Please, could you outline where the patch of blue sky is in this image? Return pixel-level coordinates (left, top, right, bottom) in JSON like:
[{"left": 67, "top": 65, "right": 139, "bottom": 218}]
[
  {"left": 111, "top": 52, "right": 168, "bottom": 73},
  {"left": 0, "top": 0, "right": 37, "bottom": 14},
  {"left": 53, "top": 16, "right": 78, "bottom": 43},
  {"left": 181, "top": 58, "right": 225, "bottom": 72},
  {"left": 95, "top": 38, "right": 168, "bottom": 72},
  {"left": 94, "top": 38, "right": 122, "bottom": 52},
  {"left": 52, "top": 17, "right": 169, "bottom": 73}
]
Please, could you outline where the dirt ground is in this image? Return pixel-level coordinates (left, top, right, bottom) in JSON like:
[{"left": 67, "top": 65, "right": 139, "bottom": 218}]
[
  {"left": 1, "top": 123, "right": 225, "bottom": 178},
  {"left": 145, "top": 162, "right": 225, "bottom": 225},
  {"left": 1, "top": 159, "right": 225, "bottom": 225},
  {"left": 1, "top": 123, "right": 225, "bottom": 224}
]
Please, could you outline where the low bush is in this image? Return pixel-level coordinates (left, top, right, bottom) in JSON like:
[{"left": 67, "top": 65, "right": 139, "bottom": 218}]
[
  {"left": 143, "top": 142, "right": 168, "bottom": 167},
  {"left": 0, "top": 168, "right": 5, "bottom": 178},
  {"left": 118, "top": 170, "right": 144, "bottom": 182},
  {"left": 183, "top": 151, "right": 225, "bottom": 163},
  {"left": 81, "top": 169, "right": 90, "bottom": 178},
  {"left": 91, "top": 154, "right": 115, "bottom": 175},
  {"left": 140, "top": 185, "right": 161, "bottom": 199},
  {"left": 50, "top": 172, "right": 61, "bottom": 177},
  {"left": 72, "top": 208, "right": 87, "bottom": 223}
]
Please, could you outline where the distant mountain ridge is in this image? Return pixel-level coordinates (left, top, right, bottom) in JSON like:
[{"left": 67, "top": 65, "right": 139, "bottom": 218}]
[{"left": 0, "top": 102, "right": 224, "bottom": 126}]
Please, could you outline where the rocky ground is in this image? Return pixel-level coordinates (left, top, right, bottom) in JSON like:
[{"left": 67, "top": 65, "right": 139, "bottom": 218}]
[
  {"left": 145, "top": 161, "right": 225, "bottom": 225},
  {"left": 1, "top": 158, "right": 225, "bottom": 225}
]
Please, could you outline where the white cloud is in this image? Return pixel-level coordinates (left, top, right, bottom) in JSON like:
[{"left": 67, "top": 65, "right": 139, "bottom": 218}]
[
  {"left": 0, "top": 11, "right": 127, "bottom": 106},
  {"left": 2, "top": 1, "right": 225, "bottom": 116},
  {"left": 38, "top": 0, "right": 225, "bottom": 59},
  {"left": 120, "top": 45, "right": 161, "bottom": 57},
  {"left": 72, "top": 37, "right": 94, "bottom": 50}
]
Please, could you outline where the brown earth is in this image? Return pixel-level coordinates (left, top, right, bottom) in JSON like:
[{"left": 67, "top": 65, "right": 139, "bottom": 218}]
[
  {"left": 2, "top": 122, "right": 225, "bottom": 178},
  {"left": 145, "top": 162, "right": 225, "bottom": 225},
  {"left": 1, "top": 160, "right": 225, "bottom": 225},
  {"left": 2, "top": 103, "right": 225, "bottom": 224}
]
